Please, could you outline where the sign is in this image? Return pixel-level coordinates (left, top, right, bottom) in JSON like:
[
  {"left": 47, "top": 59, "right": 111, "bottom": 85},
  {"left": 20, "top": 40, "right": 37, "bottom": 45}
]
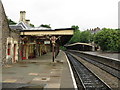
[
  {"left": 50, "top": 36, "right": 57, "bottom": 44},
  {"left": 44, "top": 41, "right": 50, "bottom": 44},
  {"left": 29, "top": 42, "right": 36, "bottom": 44}
]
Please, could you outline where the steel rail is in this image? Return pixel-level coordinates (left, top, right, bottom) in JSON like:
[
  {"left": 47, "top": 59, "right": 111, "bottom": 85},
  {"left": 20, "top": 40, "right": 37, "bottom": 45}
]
[
  {"left": 66, "top": 52, "right": 111, "bottom": 90},
  {"left": 70, "top": 51, "right": 120, "bottom": 79}
]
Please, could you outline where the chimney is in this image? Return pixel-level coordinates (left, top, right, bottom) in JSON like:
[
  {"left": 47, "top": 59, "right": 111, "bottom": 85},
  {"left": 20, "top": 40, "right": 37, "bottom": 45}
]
[
  {"left": 19, "top": 11, "right": 26, "bottom": 23},
  {"left": 26, "top": 19, "right": 30, "bottom": 25}
]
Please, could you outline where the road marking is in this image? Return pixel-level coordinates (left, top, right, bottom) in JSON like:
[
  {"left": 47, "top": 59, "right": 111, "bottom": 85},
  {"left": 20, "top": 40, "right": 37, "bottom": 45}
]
[
  {"left": 63, "top": 52, "right": 78, "bottom": 90},
  {"left": 28, "top": 73, "right": 39, "bottom": 76},
  {"left": 3, "top": 79, "right": 17, "bottom": 83},
  {"left": 4, "top": 65, "right": 12, "bottom": 68},
  {"left": 45, "top": 83, "right": 60, "bottom": 88},
  {"left": 33, "top": 77, "right": 50, "bottom": 81}
]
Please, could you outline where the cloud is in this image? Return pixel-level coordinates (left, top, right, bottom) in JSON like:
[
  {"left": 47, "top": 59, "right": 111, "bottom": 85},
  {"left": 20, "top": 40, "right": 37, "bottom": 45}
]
[{"left": 2, "top": 0, "right": 119, "bottom": 29}]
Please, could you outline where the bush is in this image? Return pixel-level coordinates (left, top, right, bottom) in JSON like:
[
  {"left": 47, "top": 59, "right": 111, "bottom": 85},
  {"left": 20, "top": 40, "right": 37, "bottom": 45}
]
[
  {"left": 94, "top": 28, "right": 120, "bottom": 52},
  {"left": 60, "top": 46, "right": 67, "bottom": 51}
]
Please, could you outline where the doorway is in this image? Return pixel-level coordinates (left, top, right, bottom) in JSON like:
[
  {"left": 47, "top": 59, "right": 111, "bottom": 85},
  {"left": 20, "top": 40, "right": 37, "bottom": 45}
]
[{"left": 13, "top": 44, "right": 17, "bottom": 62}]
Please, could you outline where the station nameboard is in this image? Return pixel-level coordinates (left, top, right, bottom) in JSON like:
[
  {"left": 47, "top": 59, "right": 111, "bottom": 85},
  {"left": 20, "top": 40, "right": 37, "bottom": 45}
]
[{"left": 44, "top": 41, "right": 50, "bottom": 44}]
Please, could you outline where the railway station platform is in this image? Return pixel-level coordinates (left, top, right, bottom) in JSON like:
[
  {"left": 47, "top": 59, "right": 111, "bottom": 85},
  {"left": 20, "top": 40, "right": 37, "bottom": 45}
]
[
  {"left": 83, "top": 51, "right": 120, "bottom": 60},
  {"left": 2, "top": 51, "right": 75, "bottom": 89}
]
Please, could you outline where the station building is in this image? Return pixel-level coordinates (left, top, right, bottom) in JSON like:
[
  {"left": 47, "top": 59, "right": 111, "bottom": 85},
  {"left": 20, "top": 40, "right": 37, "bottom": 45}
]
[
  {"left": 0, "top": 1, "right": 74, "bottom": 65},
  {"left": 0, "top": 1, "right": 20, "bottom": 65},
  {"left": 65, "top": 42, "right": 93, "bottom": 51},
  {"left": 65, "top": 42, "right": 99, "bottom": 51}
]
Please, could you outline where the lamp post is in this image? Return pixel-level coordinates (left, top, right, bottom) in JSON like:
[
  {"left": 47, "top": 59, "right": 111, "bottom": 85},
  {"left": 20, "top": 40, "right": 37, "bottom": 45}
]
[
  {"left": 52, "top": 43, "right": 55, "bottom": 62},
  {"left": 50, "top": 36, "right": 57, "bottom": 62},
  {"left": 50, "top": 36, "right": 61, "bottom": 62}
]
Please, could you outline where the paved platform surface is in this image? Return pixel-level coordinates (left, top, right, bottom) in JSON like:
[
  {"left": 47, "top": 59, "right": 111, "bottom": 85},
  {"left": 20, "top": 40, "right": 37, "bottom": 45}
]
[
  {"left": 2, "top": 51, "right": 75, "bottom": 89},
  {"left": 84, "top": 51, "right": 120, "bottom": 60}
]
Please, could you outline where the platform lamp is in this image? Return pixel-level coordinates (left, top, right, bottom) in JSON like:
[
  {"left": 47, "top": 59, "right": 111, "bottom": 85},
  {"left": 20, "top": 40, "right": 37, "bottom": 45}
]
[{"left": 50, "top": 36, "right": 57, "bottom": 62}]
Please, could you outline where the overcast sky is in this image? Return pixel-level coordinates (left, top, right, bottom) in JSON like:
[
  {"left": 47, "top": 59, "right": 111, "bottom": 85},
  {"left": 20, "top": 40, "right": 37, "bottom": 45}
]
[{"left": 2, "top": 0, "right": 119, "bottom": 30}]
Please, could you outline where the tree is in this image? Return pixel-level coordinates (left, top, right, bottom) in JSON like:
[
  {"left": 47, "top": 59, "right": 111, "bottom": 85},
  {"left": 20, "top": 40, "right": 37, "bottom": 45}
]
[
  {"left": 40, "top": 24, "right": 51, "bottom": 28},
  {"left": 8, "top": 19, "right": 17, "bottom": 25},
  {"left": 71, "top": 25, "right": 79, "bottom": 30},
  {"left": 94, "top": 28, "right": 120, "bottom": 52},
  {"left": 69, "top": 25, "right": 93, "bottom": 44},
  {"left": 68, "top": 25, "right": 81, "bottom": 43},
  {"left": 69, "top": 30, "right": 81, "bottom": 43},
  {"left": 79, "top": 31, "right": 93, "bottom": 43},
  {"left": 30, "top": 23, "right": 35, "bottom": 27}
]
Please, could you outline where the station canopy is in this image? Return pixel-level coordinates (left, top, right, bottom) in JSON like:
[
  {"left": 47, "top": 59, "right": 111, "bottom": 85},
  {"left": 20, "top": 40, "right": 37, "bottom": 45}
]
[
  {"left": 20, "top": 28, "right": 74, "bottom": 45},
  {"left": 10, "top": 22, "right": 74, "bottom": 45}
]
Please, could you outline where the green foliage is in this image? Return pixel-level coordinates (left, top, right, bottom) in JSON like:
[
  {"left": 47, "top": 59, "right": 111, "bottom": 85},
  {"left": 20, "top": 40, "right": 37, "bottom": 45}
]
[
  {"left": 71, "top": 25, "right": 79, "bottom": 30},
  {"left": 94, "top": 28, "right": 120, "bottom": 52},
  {"left": 8, "top": 19, "right": 17, "bottom": 25},
  {"left": 79, "top": 31, "right": 93, "bottom": 43},
  {"left": 68, "top": 26, "right": 120, "bottom": 52},
  {"left": 60, "top": 46, "right": 67, "bottom": 51},
  {"left": 30, "top": 23, "right": 35, "bottom": 27},
  {"left": 68, "top": 26, "right": 81, "bottom": 43},
  {"left": 40, "top": 24, "right": 51, "bottom": 28},
  {"left": 69, "top": 25, "right": 93, "bottom": 44}
]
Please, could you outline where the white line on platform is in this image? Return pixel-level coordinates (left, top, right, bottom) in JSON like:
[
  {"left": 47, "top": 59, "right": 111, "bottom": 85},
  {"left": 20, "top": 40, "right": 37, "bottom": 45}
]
[{"left": 63, "top": 51, "right": 78, "bottom": 90}]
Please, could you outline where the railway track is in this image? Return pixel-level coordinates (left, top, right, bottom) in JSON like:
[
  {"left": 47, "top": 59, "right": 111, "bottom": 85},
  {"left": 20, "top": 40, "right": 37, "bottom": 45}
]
[
  {"left": 69, "top": 51, "right": 120, "bottom": 79},
  {"left": 66, "top": 52, "right": 111, "bottom": 90}
]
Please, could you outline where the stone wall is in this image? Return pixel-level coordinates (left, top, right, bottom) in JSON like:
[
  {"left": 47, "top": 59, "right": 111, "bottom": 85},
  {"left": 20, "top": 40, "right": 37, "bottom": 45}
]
[
  {"left": 0, "top": 1, "right": 20, "bottom": 65},
  {"left": 7, "top": 30, "right": 20, "bottom": 63},
  {"left": 0, "top": 0, "right": 10, "bottom": 65},
  {"left": 0, "top": 1, "right": 2, "bottom": 64}
]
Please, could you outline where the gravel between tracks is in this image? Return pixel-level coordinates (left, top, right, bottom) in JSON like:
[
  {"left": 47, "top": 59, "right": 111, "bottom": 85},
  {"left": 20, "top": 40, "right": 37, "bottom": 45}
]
[{"left": 70, "top": 53, "right": 120, "bottom": 89}]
